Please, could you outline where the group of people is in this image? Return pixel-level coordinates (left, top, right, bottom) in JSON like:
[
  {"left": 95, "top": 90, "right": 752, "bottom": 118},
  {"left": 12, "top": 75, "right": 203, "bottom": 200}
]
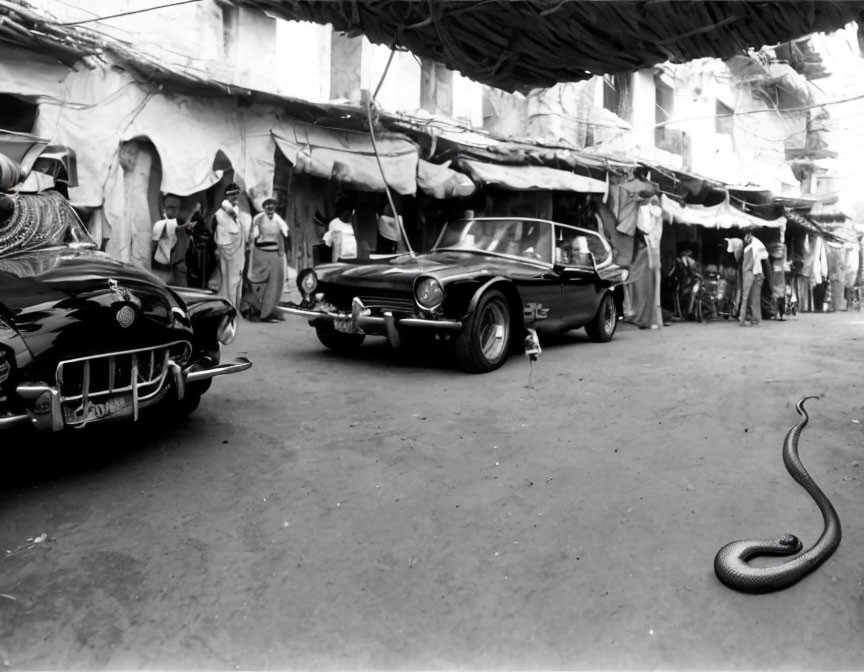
[
  {"left": 150, "top": 183, "right": 290, "bottom": 323},
  {"left": 668, "top": 232, "right": 773, "bottom": 326}
]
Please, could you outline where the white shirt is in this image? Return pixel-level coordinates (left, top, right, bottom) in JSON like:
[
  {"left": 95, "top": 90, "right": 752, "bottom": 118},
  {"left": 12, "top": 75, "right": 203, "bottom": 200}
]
[
  {"left": 152, "top": 218, "right": 179, "bottom": 265},
  {"left": 324, "top": 217, "right": 357, "bottom": 259}
]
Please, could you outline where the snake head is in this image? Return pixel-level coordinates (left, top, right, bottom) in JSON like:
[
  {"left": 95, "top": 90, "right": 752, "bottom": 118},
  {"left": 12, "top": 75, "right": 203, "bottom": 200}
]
[{"left": 780, "top": 534, "right": 803, "bottom": 552}]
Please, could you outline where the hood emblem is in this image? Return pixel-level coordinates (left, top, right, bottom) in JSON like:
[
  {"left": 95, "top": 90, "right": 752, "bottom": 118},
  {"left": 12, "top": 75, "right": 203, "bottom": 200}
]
[
  {"left": 115, "top": 305, "right": 136, "bottom": 328},
  {"left": 108, "top": 278, "right": 141, "bottom": 307},
  {"left": 108, "top": 279, "right": 140, "bottom": 328}
]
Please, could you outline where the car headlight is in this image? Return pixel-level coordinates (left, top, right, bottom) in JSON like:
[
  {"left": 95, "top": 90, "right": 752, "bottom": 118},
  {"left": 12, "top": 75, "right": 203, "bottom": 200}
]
[
  {"left": 217, "top": 313, "right": 237, "bottom": 345},
  {"left": 415, "top": 277, "right": 445, "bottom": 310},
  {"left": 298, "top": 270, "right": 318, "bottom": 297}
]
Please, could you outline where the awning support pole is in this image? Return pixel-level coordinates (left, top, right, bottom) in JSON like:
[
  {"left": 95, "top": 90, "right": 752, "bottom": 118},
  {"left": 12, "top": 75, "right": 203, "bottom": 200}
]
[{"left": 367, "top": 46, "right": 416, "bottom": 259}]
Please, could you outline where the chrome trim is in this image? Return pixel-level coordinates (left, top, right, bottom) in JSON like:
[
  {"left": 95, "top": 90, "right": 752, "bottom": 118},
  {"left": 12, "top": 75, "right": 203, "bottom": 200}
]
[
  {"left": 278, "top": 303, "right": 462, "bottom": 332},
  {"left": 383, "top": 312, "right": 401, "bottom": 348},
  {"left": 3, "top": 347, "right": 252, "bottom": 432},
  {"left": 185, "top": 356, "right": 252, "bottom": 383}
]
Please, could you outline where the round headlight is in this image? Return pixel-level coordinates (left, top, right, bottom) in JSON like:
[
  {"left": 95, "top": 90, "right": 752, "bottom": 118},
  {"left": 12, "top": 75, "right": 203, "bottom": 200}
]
[
  {"left": 415, "top": 277, "right": 445, "bottom": 310},
  {"left": 298, "top": 270, "right": 318, "bottom": 297}
]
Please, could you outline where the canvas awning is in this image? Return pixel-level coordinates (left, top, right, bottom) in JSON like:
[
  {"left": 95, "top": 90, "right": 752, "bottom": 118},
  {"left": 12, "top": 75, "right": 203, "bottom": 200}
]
[
  {"left": 271, "top": 123, "right": 419, "bottom": 195},
  {"left": 455, "top": 159, "right": 608, "bottom": 193},
  {"left": 662, "top": 195, "right": 786, "bottom": 230}
]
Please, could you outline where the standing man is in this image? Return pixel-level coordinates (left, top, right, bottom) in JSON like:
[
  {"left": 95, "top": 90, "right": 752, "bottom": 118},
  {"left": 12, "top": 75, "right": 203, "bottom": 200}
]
[
  {"left": 151, "top": 194, "right": 190, "bottom": 286},
  {"left": 739, "top": 231, "right": 768, "bottom": 326},
  {"left": 214, "top": 183, "right": 248, "bottom": 307}
]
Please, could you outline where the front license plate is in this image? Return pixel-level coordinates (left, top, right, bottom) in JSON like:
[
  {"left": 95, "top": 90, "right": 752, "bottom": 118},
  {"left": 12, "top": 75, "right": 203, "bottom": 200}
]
[
  {"left": 333, "top": 316, "right": 355, "bottom": 333},
  {"left": 64, "top": 396, "right": 132, "bottom": 424}
]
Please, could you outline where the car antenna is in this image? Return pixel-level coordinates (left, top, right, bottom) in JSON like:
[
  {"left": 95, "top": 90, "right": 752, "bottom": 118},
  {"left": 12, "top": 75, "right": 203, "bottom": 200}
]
[{"left": 366, "top": 45, "right": 416, "bottom": 259}]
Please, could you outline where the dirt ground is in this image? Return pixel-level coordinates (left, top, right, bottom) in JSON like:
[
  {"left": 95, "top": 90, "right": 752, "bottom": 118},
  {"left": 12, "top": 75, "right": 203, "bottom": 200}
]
[{"left": 1, "top": 309, "right": 864, "bottom": 670}]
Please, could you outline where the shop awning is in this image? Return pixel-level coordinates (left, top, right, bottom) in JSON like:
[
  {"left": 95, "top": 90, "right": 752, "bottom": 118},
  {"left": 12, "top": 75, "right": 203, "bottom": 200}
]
[
  {"left": 271, "top": 123, "right": 419, "bottom": 195},
  {"left": 455, "top": 159, "right": 608, "bottom": 193},
  {"left": 662, "top": 195, "right": 786, "bottom": 229},
  {"left": 417, "top": 159, "right": 475, "bottom": 199}
]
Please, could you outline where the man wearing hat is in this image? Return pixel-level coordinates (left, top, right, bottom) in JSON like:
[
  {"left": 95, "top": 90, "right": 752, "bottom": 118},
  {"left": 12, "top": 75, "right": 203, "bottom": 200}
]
[
  {"left": 214, "top": 183, "right": 248, "bottom": 307},
  {"left": 244, "top": 196, "right": 290, "bottom": 322}
]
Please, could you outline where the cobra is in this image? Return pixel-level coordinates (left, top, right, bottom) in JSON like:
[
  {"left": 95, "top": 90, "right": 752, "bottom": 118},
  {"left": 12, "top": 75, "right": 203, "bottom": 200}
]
[{"left": 714, "top": 396, "right": 841, "bottom": 593}]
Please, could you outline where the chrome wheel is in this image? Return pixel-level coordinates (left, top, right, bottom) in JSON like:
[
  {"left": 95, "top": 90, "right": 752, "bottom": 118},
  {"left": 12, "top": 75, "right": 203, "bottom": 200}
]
[{"left": 478, "top": 300, "right": 508, "bottom": 361}]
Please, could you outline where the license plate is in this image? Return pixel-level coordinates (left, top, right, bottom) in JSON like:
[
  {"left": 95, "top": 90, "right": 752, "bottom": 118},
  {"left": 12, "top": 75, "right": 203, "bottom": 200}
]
[
  {"left": 64, "top": 396, "right": 132, "bottom": 424},
  {"left": 333, "top": 316, "right": 355, "bottom": 333}
]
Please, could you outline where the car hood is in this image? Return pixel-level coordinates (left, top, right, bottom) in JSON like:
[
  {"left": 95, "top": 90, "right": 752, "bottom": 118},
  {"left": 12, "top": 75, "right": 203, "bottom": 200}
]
[
  {"left": 0, "top": 246, "right": 189, "bottom": 363},
  {"left": 316, "top": 250, "right": 549, "bottom": 290}
]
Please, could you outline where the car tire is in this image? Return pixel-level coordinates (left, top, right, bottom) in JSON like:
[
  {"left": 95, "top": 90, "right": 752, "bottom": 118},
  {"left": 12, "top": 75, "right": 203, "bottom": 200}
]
[
  {"left": 585, "top": 292, "right": 617, "bottom": 342},
  {"left": 454, "top": 289, "right": 511, "bottom": 373},
  {"left": 315, "top": 324, "right": 366, "bottom": 351},
  {"left": 165, "top": 379, "right": 211, "bottom": 417}
]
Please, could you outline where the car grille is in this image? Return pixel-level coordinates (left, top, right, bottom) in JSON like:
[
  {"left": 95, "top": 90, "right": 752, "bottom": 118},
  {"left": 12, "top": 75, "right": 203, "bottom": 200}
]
[
  {"left": 56, "top": 341, "right": 192, "bottom": 425},
  {"left": 355, "top": 293, "right": 417, "bottom": 313},
  {"left": 323, "top": 286, "right": 416, "bottom": 314}
]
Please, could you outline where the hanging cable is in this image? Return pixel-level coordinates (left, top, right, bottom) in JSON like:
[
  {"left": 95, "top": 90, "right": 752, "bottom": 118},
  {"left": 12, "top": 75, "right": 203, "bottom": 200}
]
[
  {"left": 57, "top": 0, "right": 203, "bottom": 26},
  {"left": 366, "top": 46, "right": 415, "bottom": 258}
]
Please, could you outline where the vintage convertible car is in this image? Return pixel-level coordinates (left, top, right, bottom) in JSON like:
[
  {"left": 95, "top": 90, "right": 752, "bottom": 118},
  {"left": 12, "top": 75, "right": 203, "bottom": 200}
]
[
  {"left": 281, "top": 216, "right": 629, "bottom": 373},
  {"left": 0, "top": 145, "right": 251, "bottom": 431}
]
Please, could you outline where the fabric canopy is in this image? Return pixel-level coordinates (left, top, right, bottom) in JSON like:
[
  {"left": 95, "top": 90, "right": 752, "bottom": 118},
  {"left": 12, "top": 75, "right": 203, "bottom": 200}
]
[
  {"left": 417, "top": 159, "right": 475, "bottom": 199},
  {"left": 271, "top": 123, "right": 419, "bottom": 195},
  {"left": 455, "top": 159, "right": 608, "bottom": 193},
  {"left": 661, "top": 194, "right": 786, "bottom": 230}
]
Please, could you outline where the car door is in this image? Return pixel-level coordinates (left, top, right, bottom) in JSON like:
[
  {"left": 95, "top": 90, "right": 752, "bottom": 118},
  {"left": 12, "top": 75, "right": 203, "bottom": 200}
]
[
  {"left": 555, "top": 225, "right": 607, "bottom": 327},
  {"left": 508, "top": 220, "right": 565, "bottom": 330}
]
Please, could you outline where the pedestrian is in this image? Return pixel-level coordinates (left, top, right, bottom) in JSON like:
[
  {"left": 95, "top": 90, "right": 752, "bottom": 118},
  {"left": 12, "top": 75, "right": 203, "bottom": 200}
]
[
  {"left": 243, "top": 196, "right": 289, "bottom": 323},
  {"left": 323, "top": 199, "right": 357, "bottom": 260},
  {"left": 739, "top": 231, "right": 768, "bottom": 326},
  {"left": 150, "top": 193, "right": 190, "bottom": 286},
  {"left": 214, "top": 183, "right": 248, "bottom": 307}
]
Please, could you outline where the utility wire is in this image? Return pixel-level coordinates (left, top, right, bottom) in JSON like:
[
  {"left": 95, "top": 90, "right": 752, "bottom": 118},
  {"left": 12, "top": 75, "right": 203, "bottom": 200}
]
[{"left": 57, "top": 0, "right": 203, "bottom": 26}]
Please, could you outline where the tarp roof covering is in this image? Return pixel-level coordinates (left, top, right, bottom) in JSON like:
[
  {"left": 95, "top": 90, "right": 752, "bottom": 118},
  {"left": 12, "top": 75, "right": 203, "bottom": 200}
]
[
  {"left": 271, "top": 124, "right": 419, "bottom": 195},
  {"left": 231, "top": 1, "right": 864, "bottom": 92},
  {"left": 456, "top": 159, "right": 609, "bottom": 193}
]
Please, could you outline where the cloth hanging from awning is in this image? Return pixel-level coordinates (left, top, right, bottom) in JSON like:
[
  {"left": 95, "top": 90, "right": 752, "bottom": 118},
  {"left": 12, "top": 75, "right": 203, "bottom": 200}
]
[
  {"left": 417, "top": 159, "right": 475, "bottom": 198},
  {"left": 271, "top": 123, "right": 419, "bottom": 195},
  {"left": 454, "top": 159, "right": 608, "bottom": 193},
  {"left": 661, "top": 194, "right": 786, "bottom": 229}
]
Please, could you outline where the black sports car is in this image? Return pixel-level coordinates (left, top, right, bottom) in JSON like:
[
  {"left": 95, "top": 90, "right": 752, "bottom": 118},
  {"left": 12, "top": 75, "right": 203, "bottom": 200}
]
[
  {"left": 0, "top": 188, "right": 251, "bottom": 432},
  {"left": 281, "top": 216, "right": 629, "bottom": 373}
]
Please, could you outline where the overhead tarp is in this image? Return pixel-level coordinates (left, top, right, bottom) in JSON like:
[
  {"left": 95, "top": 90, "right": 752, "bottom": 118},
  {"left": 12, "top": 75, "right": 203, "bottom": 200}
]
[
  {"left": 417, "top": 159, "right": 475, "bottom": 199},
  {"left": 455, "top": 159, "right": 608, "bottom": 193},
  {"left": 239, "top": 1, "right": 864, "bottom": 92},
  {"left": 271, "top": 123, "right": 419, "bottom": 195},
  {"left": 662, "top": 194, "right": 786, "bottom": 230}
]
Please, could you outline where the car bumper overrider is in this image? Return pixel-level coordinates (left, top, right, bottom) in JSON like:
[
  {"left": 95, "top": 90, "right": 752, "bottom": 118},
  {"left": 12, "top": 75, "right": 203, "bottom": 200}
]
[
  {"left": 279, "top": 297, "right": 462, "bottom": 348},
  {"left": 0, "top": 342, "right": 252, "bottom": 431}
]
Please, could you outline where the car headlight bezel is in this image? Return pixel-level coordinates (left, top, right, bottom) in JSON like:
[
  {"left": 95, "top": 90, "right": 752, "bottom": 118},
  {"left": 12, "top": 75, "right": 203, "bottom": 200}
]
[
  {"left": 217, "top": 313, "right": 237, "bottom": 345},
  {"left": 297, "top": 270, "right": 318, "bottom": 298},
  {"left": 414, "top": 276, "right": 445, "bottom": 310}
]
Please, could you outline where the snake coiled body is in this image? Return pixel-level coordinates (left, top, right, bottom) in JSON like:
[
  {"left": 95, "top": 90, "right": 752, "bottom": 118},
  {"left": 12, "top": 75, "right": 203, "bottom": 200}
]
[{"left": 714, "top": 396, "right": 841, "bottom": 593}]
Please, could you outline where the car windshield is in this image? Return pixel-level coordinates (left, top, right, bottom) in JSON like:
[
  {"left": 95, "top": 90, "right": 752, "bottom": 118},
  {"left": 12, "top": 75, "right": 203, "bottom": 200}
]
[
  {"left": 0, "top": 190, "right": 94, "bottom": 259},
  {"left": 434, "top": 218, "right": 554, "bottom": 263}
]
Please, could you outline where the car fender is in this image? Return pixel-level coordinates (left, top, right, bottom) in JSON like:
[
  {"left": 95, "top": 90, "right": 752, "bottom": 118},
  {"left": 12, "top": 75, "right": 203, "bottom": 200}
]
[{"left": 464, "top": 276, "right": 524, "bottom": 337}]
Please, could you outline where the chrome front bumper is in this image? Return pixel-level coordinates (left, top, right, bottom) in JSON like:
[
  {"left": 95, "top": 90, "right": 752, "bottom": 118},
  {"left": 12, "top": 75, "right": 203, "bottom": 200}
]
[
  {"left": 279, "top": 297, "right": 462, "bottom": 348},
  {"left": 0, "top": 355, "right": 252, "bottom": 432}
]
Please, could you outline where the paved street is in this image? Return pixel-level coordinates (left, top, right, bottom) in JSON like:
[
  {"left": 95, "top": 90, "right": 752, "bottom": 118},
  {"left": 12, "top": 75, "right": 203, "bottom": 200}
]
[{"left": 1, "top": 311, "right": 863, "bottom": 669}]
